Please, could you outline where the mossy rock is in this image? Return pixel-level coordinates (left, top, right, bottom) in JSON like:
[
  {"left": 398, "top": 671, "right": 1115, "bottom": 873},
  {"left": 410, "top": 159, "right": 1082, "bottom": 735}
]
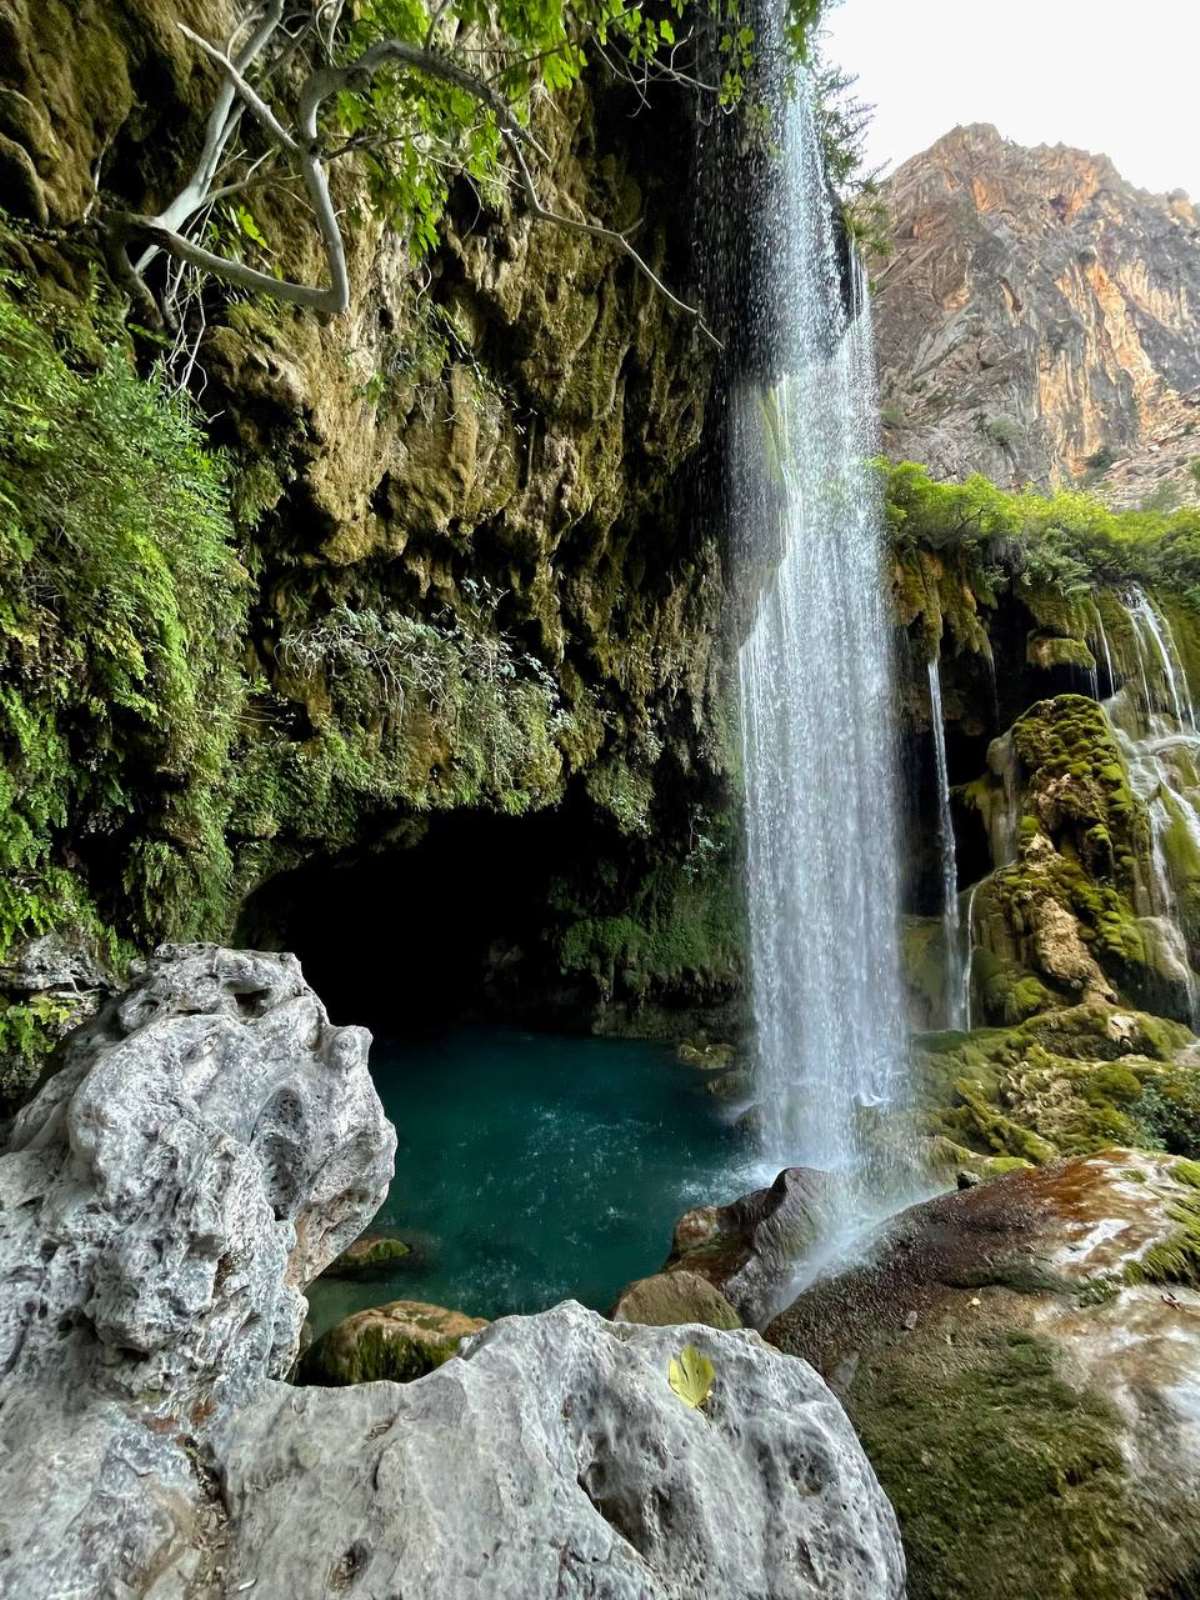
[
  {"left": 912, "top": 1002, "right": 1200, "bottom": 1161},
  {"left": 322, "top": 1232, "right": 413, "bottom": 1280},
  {"left": 767, "top": 1154, "right": 1200, "bottom": 1600},
  {"left": 299, "top": 1300, "right": 488, "bottom": 1387},
  {"left": 610, "top": 1270, "right": 742, "bottom": 1330},
  {"left": 1026, "top": 631, "right": 1097, "bottom": 673}
]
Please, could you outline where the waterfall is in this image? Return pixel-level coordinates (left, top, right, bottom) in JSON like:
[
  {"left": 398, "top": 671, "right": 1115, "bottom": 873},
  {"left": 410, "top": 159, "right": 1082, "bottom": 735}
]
[
  {"left": 735, "top": 74, "right": 907, "bottom": 1192},
  {"left": 927, "top": 659, "right": 966, "bottom": 1029},
  {"left": 1103, "top": 589, "right": 1200, "bottom": 1025}
]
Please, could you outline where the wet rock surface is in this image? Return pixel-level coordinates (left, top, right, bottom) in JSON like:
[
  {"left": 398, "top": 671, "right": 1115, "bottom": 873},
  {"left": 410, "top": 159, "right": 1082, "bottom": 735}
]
[
  {"left": 666, "top": 1166, "right": 834, "bottom": 1324},
  {"left": 610, "top": 1269, "right": 742, "bottom": 1330},
  {"left": 767, "top": 1151, "right": 1200, "bottom": 1600}
]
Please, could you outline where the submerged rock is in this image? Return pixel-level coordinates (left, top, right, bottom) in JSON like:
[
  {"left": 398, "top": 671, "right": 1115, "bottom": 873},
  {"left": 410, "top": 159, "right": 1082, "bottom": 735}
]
[
  {"left": 610, "top": 1269, "right": 742, "bottom": 1330},
  {"left": 767, "top": 1151, "right": 1200, "bottom": 1600},
  {"left": 0, "top": 946, "right": 904, "bottom": 1600},
  {"left": 666, "top": 1166, "right": 833, "bottom": 1324},
  {"left": 323, "top": 1230, "right": 413, "bottom": 1279},
  {"left": 221, "top": 1301, "right": 905, "bottom": 1599},
  {"left": 301, "top": 1299, "right": 488, "bottom": 1385}
]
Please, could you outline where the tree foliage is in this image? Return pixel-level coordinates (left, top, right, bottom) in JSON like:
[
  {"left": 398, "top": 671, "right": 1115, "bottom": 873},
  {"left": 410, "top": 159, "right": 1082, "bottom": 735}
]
[{"left": 880, "top": 459, "right": 1200, "bottom": 607}]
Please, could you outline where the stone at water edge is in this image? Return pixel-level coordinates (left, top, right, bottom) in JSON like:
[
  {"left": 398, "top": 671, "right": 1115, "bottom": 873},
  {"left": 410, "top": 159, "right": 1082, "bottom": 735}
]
[
  {"left": 217, "top": 1300, "right": 907, "bottom": 1600},
  {"left": 300, "top": 1298, "right": 488, "bottom": 1385},
  {"left": 665, "top": 1165, "right": 834, "bottom": 1324},
  {"left": 766, "top": 1151, "right": 1200, "bottom": 1600},
  {"left": 610, "top": 1269, "right": 742, "bottom": 1330}
]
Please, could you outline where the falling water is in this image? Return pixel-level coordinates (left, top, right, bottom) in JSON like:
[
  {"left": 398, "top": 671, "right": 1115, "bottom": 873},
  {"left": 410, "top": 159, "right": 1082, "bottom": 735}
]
[
  {"left": 927, "top": 659, "right": 966, "bottom": 1029},
  {"left": 735, "top": 75, "right": 907, "bottom": 1194},
  {"left": 961, "top": 879, "right": 981, "bottom": 1031},
  {"left": 1092, "top": 601, "right": 1117, "bottom": 700},
  {"left": 1126, "top": 587, "right": 1197, "bottom": 731}
]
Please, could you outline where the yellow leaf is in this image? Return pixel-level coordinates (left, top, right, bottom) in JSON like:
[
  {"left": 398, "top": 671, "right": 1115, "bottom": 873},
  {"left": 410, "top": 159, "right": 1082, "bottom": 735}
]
[{"left": 668, "top": 1344, "right": 715, "bottom": 1410}]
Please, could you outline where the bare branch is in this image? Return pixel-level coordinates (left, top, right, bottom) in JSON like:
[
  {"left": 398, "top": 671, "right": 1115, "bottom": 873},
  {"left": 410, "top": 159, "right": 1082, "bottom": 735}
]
[
  {"left": 177, "top": 23, "right": 300, "bottom": 154},
  {"left": 116, "top": 16, "right": 721, "bottom": 347}
]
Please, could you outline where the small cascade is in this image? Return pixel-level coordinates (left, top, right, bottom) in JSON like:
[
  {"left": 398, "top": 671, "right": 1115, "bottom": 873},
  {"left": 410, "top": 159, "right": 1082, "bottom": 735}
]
[
  {"left": 1127, "top": 586, "right": 1195, "bottom": 730},
  {"left": 1103, "top": 592, "right": 1200, "bottom": 1026},
  {"left": 961, "top": 879, "right": 981, "bottom": 1031},
  {"left": 927, "top": 658, "right": 966, "bottom": 1029},
  {"left": 1092, "top": 601, "right": 1118, "bottom": 700}
]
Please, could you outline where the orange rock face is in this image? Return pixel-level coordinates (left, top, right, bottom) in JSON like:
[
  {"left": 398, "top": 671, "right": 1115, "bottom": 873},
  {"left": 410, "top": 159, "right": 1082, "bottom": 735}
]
[{"left": 874, "top": 123, "right": 1200, "bottom": 510}]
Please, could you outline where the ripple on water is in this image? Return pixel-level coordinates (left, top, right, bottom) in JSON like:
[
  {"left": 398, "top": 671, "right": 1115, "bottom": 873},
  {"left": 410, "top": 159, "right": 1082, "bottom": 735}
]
[{"left": 305, "top": 1025, "right": 754, "bottom": 1337}]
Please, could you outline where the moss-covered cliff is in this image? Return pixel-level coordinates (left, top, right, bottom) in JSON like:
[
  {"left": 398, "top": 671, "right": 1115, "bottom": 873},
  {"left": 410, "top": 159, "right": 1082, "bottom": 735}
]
[{"left": 0, "top": 2, "right": 743, "bottom": 1103}]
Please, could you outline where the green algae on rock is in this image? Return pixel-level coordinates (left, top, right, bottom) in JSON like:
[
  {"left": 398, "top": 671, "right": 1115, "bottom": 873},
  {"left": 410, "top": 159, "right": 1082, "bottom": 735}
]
[
  {"left": 911, "top": 1002, "right": 1200, "bottom": 1164},
  {"left": 300, "top": 1300, "right": 488, "bottom": 1387},
  {"left": 767, "top": 1152, "right": 1200, "bottom": 1600},
  {"left": 609, "top": 1270, "right": 742, "bottom": 1331}
]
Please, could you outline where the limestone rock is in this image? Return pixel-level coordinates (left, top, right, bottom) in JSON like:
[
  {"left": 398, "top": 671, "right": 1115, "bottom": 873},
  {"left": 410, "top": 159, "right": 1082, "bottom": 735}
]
[
  {"left": 876, "top": 123, "right": 1200, "bottom": 511},
  {"left": 768, "top": 1151, "right": 1200, "bottom": 1600},
  {"left": 0, "top": 942, "right": 396, "bottom": 1404},
  {"left": 300, "top": 1299, "right": 488, "bottom": 1386},
  {"left": 610, "top": 1269, "right": 742, "bottom": 1330},
  {"left": 667, "top": 1167, "right": 834, "bottom": 1324},
  {"left": 219, "top": 1301, "right": 906, "bottom": 1600},
  {"left": 0, "top": 929, "right": 115, "bottom": 1116}
]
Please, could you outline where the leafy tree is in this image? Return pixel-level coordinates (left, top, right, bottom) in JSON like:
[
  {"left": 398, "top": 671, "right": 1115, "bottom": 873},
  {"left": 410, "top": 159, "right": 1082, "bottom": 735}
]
[{"left": 107, "top": 0, "right": 832, "bottom": 343}]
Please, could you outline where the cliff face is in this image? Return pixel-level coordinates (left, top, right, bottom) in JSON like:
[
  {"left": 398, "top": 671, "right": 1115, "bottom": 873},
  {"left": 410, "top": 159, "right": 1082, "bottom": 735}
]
[
  {"left": 874, "top": 124, "right": 1200, "bottom": 510},
  {"left": 0, "top": 1, "right": 739, "bottom": 1096}
]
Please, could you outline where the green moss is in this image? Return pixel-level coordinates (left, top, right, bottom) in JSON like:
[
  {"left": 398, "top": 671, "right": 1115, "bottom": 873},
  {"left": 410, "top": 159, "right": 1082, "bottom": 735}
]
[
  {"left": 0, "top": 271, "right": 244, "bottom": 959},
  {"left": 301, "top": 1319, "right": 465, "bottom": 1386},
  {"left": 852, "top": 1327, "right": 1146, "bottom": 1600},
  {"left": 913, "top": 1004, "right": 1200, "bottom": 1160}
]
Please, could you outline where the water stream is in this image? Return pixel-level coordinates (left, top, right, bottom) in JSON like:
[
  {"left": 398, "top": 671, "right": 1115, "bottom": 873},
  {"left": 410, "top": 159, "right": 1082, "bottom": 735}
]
[
  {"left": 735, "top": 75, "right": 908, "bottom": 1203},
  {"left": 928, "top": 658, "right": 966, "bottom": 1029}
]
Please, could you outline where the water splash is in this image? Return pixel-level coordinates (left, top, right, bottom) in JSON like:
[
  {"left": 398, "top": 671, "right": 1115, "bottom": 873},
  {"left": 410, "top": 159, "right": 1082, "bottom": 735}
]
[
  {"left": 735, "top": 76, "right": 908, "bottom": 1199},
  {"left": 927, "top": 658, "right": 966, "bottom": 1029}
]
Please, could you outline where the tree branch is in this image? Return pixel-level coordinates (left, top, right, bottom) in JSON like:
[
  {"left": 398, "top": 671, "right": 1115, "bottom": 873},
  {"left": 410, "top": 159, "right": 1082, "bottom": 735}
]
[{"left": 116, "top": 17, "right": 721, "bottom": 347}]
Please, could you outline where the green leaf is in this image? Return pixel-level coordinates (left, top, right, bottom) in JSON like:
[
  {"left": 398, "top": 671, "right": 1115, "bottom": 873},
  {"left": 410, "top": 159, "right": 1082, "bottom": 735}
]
[
  {"left": 233, "top": 205, "right": 268, "bottom": 249},
  {"left": 668, "top": 1344, "right": 715, "bottom": 1410}
]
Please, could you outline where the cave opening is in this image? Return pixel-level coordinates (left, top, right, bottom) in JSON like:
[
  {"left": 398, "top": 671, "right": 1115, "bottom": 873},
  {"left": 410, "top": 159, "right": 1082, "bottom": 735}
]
[{"left": 238, "top": 802, "right": 593, "bottom": 1037}]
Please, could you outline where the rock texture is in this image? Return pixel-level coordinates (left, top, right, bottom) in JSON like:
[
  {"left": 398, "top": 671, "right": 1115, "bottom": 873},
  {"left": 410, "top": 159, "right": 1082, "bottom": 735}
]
[
  {"left": 610, "top": 1269, "right": 742, "bottom": 1330},
  {"left": 0, "top": 943, "right": 396, "bottom": 1596},
  {"left": 767, "top": 1151, "right": 1200, "bottom": 1600},
  {"left": 665, "top": 1167, "right": 834, "bottom": 1325},
  {"left": 0, "top": 949, "right": 905, "bottom": 1600},
  {"left": 301, "top": 1298, "right": 488, "bottom": 1386},
  {"left": 876, "top": 124, "right": 1200, "bottom": 508},
  {"left": 222, "top": 1302, "right": 905, "bottom": 1600},
  {"left": 0, "top": 943, "right": 394, "bottom": 1401}
]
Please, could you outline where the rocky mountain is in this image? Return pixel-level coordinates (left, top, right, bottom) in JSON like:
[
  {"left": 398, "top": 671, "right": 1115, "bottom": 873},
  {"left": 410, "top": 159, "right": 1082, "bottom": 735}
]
[{"left": 874, "top": 123, "right": 1200, "bottom": 510}]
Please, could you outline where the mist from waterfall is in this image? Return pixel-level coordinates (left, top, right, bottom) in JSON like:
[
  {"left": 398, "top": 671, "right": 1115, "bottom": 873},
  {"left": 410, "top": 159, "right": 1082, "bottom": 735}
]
[{"left": 734, "top": 75, "right": 908, "bottom": 1200}]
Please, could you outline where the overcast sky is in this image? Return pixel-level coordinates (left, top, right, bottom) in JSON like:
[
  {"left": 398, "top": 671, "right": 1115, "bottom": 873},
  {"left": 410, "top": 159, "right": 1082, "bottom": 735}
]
[{"left": 821, "top": 0, "right": 1200, "bottom": 198}]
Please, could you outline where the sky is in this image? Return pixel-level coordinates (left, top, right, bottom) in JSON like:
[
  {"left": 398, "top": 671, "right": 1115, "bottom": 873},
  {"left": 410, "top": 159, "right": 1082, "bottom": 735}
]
[{"left": 821, "top": 0, "right": 1200, "bottom": 199}]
